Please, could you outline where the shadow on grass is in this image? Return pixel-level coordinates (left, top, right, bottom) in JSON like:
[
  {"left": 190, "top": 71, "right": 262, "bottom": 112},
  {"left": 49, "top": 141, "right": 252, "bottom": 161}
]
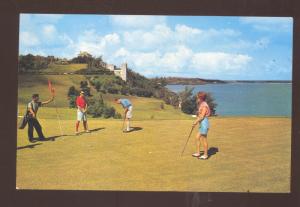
[
  {"left": 208, "top": 147, "right": 219, "bottom": 158},
  {"left": 89, "top": 127, "right": 105, "bottom": 133},
  {"left": 130, "top": 127, "right": 143, "bottom": 132},
  {"left": 39, "top": 134, "right": 73, "bottom": 141},
  {"left": 17, "top": 143, "right": 42, "bottom": 150},
  {"left": 75, "top": 128, "right": 105, "bottom": 136},
  {"left": 123, "top": 127, "right": 143, "bottom": 133}
]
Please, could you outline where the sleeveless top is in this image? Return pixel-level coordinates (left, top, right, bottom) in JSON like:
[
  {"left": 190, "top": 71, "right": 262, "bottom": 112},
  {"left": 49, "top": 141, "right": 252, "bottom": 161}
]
[{"left": 199, "top": 101, "right": 211, "bottom": 117}]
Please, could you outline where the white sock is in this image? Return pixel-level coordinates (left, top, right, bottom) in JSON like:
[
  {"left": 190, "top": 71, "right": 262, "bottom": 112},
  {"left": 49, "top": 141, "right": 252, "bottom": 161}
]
[{"left": 127, "top": 122, "right": 130, "bottom": 131}]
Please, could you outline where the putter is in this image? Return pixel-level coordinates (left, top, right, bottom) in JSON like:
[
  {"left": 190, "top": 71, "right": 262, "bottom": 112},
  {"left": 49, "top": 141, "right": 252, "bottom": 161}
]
[
  {"left": 122, "top": 118, "right": 126, "bottom": 132},
  {"left": 181, "top": 125, "right": 195, "bottom": 156}
]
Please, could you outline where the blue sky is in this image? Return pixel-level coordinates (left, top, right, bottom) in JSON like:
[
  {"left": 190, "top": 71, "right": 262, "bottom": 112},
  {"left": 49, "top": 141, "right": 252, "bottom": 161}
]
[{"left": 19, "top": 14, "right": 293, "bottom": 80}]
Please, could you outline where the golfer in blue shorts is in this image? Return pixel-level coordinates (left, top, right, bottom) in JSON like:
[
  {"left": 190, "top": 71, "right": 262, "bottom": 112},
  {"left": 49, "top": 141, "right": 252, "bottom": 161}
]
[
  {"left": 192, "top": 92, "right": 211, "bottom": 160},
  {"left": 115, "top": 98, "right": 133, "bottom": 132}
]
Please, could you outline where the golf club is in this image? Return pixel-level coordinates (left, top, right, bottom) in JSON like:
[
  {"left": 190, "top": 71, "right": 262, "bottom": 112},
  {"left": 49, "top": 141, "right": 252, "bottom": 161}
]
[
  {"left": 122, "top": 117, "right": 126, "bottom": 132},
  {"left": 181, "top": 125, "right": 195, "bottom": 156}
]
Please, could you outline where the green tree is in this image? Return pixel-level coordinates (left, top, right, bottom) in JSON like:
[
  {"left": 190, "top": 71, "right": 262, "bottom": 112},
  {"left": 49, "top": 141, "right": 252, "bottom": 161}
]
[
  {"left": 67, "top": 86, "right": 80, "bottom": 108},
  {"left": 179, "top": 87, "right": 217, "bottom": 115},
  {"left": 87, "top": 94, "right": 117, "bottom": 118},
  {"left": 67, "top": 86, "right": 79, "bottom": 97}
]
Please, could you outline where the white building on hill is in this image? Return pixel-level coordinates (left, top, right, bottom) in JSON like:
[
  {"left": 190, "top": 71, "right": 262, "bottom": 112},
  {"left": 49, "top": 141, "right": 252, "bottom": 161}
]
[
  {"left": 78, "top": 51, "right": 127, "bottom": 81},
  {"left": 107, "top": 63, "right": 127, "bottom": 82}
]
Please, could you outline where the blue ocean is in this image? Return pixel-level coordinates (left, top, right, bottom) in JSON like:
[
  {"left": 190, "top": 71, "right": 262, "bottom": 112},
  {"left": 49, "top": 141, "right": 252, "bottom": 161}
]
[{"left": 167, "top": 83, "right": 292, "bottom": 117}]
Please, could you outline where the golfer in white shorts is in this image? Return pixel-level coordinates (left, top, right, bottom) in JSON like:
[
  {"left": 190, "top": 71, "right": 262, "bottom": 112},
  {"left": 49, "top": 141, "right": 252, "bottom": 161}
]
[
  {"left": 75, "top": 91, "right": 89, "bottom": 135},
  {"left": 115, "top": 98, "right": 133, "bottom": 132}
]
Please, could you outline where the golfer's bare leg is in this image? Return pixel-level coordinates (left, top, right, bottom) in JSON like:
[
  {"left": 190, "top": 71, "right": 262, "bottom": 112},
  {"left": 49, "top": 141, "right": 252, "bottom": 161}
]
[
  {"left": 83, "top": 121, "right": 87, "bottom": 130},
  {"left": 76, "top": 121, "right": 80, "bottom": 133},
  {"left": 195, "top": 132, "right": 201, "bottom": 154},
  {"left": 83, "top": 121, "right": 89, "bottom": 132},
  {"left": 200, "top": 135, "right": 208, "bottom": 157},
  {"left": 126, "top": 118, "right": 130, "bottom": 131}
]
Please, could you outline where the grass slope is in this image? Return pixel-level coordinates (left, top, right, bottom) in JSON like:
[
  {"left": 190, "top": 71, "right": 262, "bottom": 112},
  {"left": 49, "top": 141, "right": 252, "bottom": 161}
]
[
  {"left": 18, "top": 74, "right": 86, "bottom": 108},
  {"left": 42, "top": 63, "right": 87, "bottom": 73}
]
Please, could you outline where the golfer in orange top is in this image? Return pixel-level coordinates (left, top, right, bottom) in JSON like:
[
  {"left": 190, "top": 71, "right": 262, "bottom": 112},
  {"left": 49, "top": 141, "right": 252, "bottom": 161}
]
[{"left": 192, "top": 92, "right": 211, "bottom": 160}]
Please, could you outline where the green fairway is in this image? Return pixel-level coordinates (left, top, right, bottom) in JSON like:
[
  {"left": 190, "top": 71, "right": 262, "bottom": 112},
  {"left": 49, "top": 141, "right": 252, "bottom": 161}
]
[{"left": 16, "top": 115, "right": 291, "bottom": 192}]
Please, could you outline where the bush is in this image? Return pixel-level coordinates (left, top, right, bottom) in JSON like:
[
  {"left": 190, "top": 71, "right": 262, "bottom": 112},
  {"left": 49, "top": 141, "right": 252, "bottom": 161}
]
[
  {"left": 68, "top": 86, "right": 79, "bottom": 97},
  {"left": 181, "top": 97, "right": 196, "bottom": 114},
  {"left": 95, "top": 81, "right": 101, "bottom": 92},
  {"left": 68, "top": 95, "right": 77, "bottom": 108},
  {"left": 107, "top": 87, "right": 119, "bottom": 94},
  {"left": 67, "top": 86, "right": 80, "bottom": 108},
  {"left": 120, "top": 87, "right": 129, "bottom": 95},
  {"left": 86, "top": 94, "right": 117, "bottom": 118},
  {"left": 129, "top": 88, "right": 153, "bottom": 97},
  {"left": 102, "top": 106, "right": 116, "bottom": 119},
  {"left": 179, "top": 87, "right": 217, "bottom": 115},
  {"left": 114, "top": 112, "right": 122, "bottom": 119}
]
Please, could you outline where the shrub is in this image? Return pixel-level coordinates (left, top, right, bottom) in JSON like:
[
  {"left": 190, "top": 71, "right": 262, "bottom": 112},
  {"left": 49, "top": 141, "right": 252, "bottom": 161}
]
[
  {"left": 68, "top": 86, "right": 79, "bottom": 97},
  {"left": 102, "top": 106, "right": 116, "bottom": 119},
  {"left": 67, "top": 86, "right": 80, "bottom": 108},
  {"left": 120, "top": 87, "right": 129, "bottom": 95},
  {"left": 107, "top": 87, "right": 119, "bottom": 94},
  {"left": 129, "top": 88, "right": 153, "bottom": 97},
  {"left": 95, "top": 81, "right": 101, "bottom": 92},
  {"left": 86, "top": 94, "right": 117, "bottom": 118},
  {"left": 179, "top": 87, "right": 217, "bottom": 115},
  {"left": 114, "top": 112, "right": 122, "bottom": 119},
  {"left": 68, "top": 95, "right": 77, "bottom": 108}
]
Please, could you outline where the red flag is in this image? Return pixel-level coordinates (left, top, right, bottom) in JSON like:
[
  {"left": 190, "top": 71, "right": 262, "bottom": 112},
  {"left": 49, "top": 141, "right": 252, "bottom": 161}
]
[{"left": 48, "top": 79, "right": 55, "bottom": 95}]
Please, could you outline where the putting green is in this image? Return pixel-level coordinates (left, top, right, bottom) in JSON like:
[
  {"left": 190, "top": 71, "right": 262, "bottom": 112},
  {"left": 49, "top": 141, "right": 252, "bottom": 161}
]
[{"left": 16, "top": 116, "right": 291, "bottom": 192}]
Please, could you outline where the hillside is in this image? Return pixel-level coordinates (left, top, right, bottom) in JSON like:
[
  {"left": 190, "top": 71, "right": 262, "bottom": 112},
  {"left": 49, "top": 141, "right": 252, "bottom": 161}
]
[
  {"left": 42, "top": 63, "right": 87, "bottom": 73},
  {"left": 18, "top": 74, "right": 190, "bottom": 121},
  {"left": 154, "top": 77, "right": 226, "bottom": 85}
]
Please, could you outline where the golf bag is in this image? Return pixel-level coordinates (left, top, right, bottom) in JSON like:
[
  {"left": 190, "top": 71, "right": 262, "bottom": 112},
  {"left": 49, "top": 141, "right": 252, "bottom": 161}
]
[
  {"left": 18, "top": 103, "right": 32, "bottom": 129},
  {"left": 18, "top": 114, "right": 28, "bottom": 129}
]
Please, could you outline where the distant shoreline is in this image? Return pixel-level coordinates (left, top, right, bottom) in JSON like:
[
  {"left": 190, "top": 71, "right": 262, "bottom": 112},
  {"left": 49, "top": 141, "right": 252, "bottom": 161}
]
[{"left": 156, "top": 77, "right": 292, "bottom": 85}]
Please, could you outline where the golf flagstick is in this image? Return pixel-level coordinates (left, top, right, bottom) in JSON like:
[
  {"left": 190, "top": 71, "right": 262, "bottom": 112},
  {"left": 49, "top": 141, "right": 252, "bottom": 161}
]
[
  {"left": 53, "top": 99, "right": 64, "bottom": 136},
  {"left": 48, "top": 80, "right": 64, "bottom": 136},
  {"left": 181, "top": 125, "right": 195, "bottom": 156}
]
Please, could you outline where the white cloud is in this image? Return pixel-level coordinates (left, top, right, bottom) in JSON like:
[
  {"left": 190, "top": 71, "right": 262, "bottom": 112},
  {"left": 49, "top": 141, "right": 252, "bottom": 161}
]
[
  {"left": 123, "top": 24, "right": 173, "bottom": 51},
  {"left": 240, "top": 17, "right": 293, "bottom": 32},
  {"left": 42, "top": 24, "right": 57, "bottom": 40},
  {"left": 191, "top": 52, "right": 252, "bottom": 74},
  {"left": 110, "top": 15, "right": 167, "bottom": 29},
  {"left": 20, "top": 31, "right": 40, "bottom": 46},
  {"left": 159, "top": 45, "right": 193, "bottom": 71},
  {"left": 223, "top": 37, "right": 270, "bottom": 50},
  {"left": 110, "top": 45, "right": 252, "bottom": 77},
  {"left": 73, "top": 30, "right": 121, "bottom": 59},
  {"left": 121, "top": 23, "right": 241, "bottom": 53}
]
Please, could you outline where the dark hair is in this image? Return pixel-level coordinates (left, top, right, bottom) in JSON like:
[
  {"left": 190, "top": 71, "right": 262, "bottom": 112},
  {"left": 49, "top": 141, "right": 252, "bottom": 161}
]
[
  {"left": 32, "top": 94, "right": 39, "bottom": 98},
  {"left": 114, "top": 98, "right": 119, "bottom": 102}
]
